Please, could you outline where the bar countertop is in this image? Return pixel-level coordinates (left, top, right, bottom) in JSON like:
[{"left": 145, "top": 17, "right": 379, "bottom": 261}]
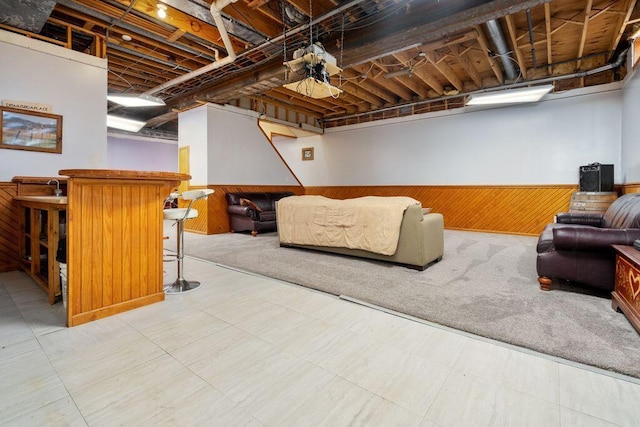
[{"left": 59, "top": 169, "right": 190, "bottom": 181}]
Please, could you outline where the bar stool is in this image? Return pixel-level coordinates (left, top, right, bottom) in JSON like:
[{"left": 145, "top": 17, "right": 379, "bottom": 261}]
[{"left": 163, "top": 189, "right": 214, "bottom": 294}]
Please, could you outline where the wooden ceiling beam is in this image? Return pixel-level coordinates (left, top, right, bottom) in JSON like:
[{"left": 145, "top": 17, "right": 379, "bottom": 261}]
[
  {"left": 108, "top": 62, "right": 176, "bottom": 83},
  {"left": 504, "top": 15, "right": 528, "bottom": 79},
  {"left": 576, "top": 0, "right": 594, "bottom": 70},
  {"left": 329, "top": 91, "right": 371, "bottom": 114},
  {"left": 394, "top": 75, "right": 430, "bottom": 99},
  {"left": 249, "top": 94, "right": 323, "bottom": 119},
  {"left": 106, "top": 38, "right": 206, "bottom": 70},
  {"left": 339, "top": 81, "right": 386, "bottom": 107},
  {"left": 475, "top": 25, "right": 505, "bottom": 84},
  {"left": 107, "top": 43, "right": 196, "bottom": 75},
  {"left": 420, "top": 30, "right": 480, "bottom": 52},
  {"left": 339, "top": 0, "right": 554, "bottom": 67},
  {"left": 167, "top": 28, "right": 187, "bottom": 43},
  {"left": 108, "top": 59, "right": 182, "bottom": 81},
  {"left": 226, "top": 1, "right": 282, "bottom": 37},
  {"left": 393, "top": 51, "right": 444, "bottom": 95},
  {"left": 145, "top": 110, "right": 179, "bottom": 128},
  {"left": 108, "top": 0, "right": 246, "bottom": 52},
  {"left": 271, "top": 87, "right": 346, "bottom": 112},
  {"left": 351, "top": 64, "right": 415, "bottom": 101},
  {"left": 545, "top": 3, "right": 553, "bottom": 74},
  {"left": 371, "top": 59, "right": 429, "bottom": 98},
  {"left": 448, "top": 44, "right": 483, "bottom": 88},
  {"left": 107, "top": 50, "right": 188, "bottom": 79},
  {"left": 423, "top": 51, "right": 464, "bottom": 92},
  {"left": 608, "top": 0, "right": 638, "bottom": 60},
  {"left": 340, "top": 69, "right": 398, "bottom": 104},
  {"left": 54, "top": 3, "right": 219, "bottom": 61},
  {"left": 170, "top": 62, "right": 287, "bottom": 110}
]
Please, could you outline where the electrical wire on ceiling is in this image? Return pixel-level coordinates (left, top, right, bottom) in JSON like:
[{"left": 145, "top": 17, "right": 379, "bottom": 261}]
[
  {"left": 108, "top": 69, "right": 134, "bottom": 89},
  {"left": 105, "top": 0, "right": 137, "bottom": 44},
  {"left": 105, "top": 0, "right": 138, "bottom": 92},
  {"left": 151, "top": 0, "right": 398, "bottom": 98},
  {"left": 340, "top": 1, "right": 414, "bottom": 32}
]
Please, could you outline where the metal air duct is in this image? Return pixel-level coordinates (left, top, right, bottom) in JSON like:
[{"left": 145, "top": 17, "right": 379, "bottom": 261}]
[{"left": 485, "top": 19, "right": 519, "bottom": 81}]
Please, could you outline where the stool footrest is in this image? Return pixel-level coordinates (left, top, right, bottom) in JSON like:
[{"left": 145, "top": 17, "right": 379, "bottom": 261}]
[{"left": 164, "top": 278, "right": 201, "bottom": 294}]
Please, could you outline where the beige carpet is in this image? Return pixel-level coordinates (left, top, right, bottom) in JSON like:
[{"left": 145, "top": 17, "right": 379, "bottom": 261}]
[{"left": 171, "top": 227, "right": 640, "bottom": 378}]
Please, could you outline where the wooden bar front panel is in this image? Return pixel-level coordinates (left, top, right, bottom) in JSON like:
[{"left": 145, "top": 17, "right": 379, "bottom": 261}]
[{"left": 64, "top": 172, "right": 185, "bottom": 327}]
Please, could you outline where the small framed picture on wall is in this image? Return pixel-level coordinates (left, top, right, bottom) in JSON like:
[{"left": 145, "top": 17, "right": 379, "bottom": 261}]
[{"left": 302, "top": 147, "right": 314, "bottom": 161}]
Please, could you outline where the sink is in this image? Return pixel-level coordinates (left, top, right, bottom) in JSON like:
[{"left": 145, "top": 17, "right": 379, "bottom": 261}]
[{"left": 14, "top": 195, "right": 68, "bottom": 205}]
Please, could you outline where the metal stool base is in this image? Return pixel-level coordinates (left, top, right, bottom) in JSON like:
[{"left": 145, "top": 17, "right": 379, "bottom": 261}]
[{"left": 164, "top": 278, "right": 201, "bottom": 294}]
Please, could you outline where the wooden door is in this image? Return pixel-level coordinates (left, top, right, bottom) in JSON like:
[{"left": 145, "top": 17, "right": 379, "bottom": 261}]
[{"left": 178, "top": 146, "right": 190, "bottom": 193}]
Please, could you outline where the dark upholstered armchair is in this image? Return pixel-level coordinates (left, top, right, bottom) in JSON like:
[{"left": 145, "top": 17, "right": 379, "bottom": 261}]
[
  {"left": 536, "top": 193, "right": 640, "bottom": 292},
  {"left": 225, "top": 191, "right": 294, "bottom": 236}
]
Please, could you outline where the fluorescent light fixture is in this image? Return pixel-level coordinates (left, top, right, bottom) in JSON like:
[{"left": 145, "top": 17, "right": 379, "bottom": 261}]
[
  {"left": 107, "top": 93, "right": 166, "bottom": 107},
  {"left": 466, "top": 84, "right": 553, "bottom": 105},
  {"left": 107, "top": 114, "right": 146, "bottom": 132}
]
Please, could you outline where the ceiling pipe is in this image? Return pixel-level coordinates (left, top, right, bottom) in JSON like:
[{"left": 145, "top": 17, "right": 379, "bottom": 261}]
[
  {"left": 484, "top": 19, "right": 519, "bottom": 81},
  {"left": 526, "top": 9, "right": 538, "bottom": 69},
  {"left": 144, "top": 0, "right": 367, "bottom": 98},
  {"left": 143, "top": 0, "right": 238, "bottom": 97}
]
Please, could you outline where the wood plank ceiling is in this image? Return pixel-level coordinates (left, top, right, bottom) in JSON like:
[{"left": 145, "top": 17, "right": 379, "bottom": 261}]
[{"left": 2, "top": 0, "right": 640, "bottom": 136}]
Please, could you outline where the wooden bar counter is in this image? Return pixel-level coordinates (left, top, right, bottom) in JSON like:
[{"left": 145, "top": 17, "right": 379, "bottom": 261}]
[{"left": 59, "top": 169, "right": 190, "bottom": 327}]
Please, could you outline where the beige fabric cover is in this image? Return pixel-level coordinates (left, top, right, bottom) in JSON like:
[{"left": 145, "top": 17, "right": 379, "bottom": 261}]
[{"left": 277, "top": 195, "right": 420, "bottom": 256}]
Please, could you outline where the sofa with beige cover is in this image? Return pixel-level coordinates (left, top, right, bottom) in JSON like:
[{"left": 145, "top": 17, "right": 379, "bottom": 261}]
[{"left": 277, "top": 195, "right": 444, "bottom": 270}]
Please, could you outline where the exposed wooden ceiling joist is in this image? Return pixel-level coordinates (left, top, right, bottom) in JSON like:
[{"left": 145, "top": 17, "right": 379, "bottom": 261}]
[{"left": 2, "top": 0, "right": 637, "bottom": 132}]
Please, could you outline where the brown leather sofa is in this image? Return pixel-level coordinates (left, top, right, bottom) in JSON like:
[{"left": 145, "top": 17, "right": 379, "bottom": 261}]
[
  {"left": 225, "top": 191, "right": 294, "bottom": 236},
  {"left": 536, "top": 193, "right": 640, "bottom": 292}
]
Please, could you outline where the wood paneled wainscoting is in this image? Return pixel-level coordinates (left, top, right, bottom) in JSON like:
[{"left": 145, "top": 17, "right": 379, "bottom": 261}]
[
  {"left": 0, "top": 183, "right": 19, "bottom": 272},
  {"left": 622, "top": 183, "right": 640, "bottom": 194},
  {"left": 182, "top": 184, "right": 579, "bottom": 236},
  {"left": 0, "top": 178, "right": 68, "bottom": 273},
  {"left": 183, "top": 185, "right": 304, "bottom": 234},
  {"left": 305, "top": 185, "right": 580, "bottom": 236}
]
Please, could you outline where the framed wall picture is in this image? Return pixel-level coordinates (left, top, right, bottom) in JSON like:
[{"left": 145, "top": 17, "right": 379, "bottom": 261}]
[
  {"left": 302, "top": 147, "right": 314, "bottom": 161},
  {"left": 0, "top": 106, "right": 63, "bottom": 154}
]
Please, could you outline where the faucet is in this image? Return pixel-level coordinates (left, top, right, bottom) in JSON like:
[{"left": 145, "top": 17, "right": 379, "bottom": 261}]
[{"left": 47, "top": 179, "right": 63, "bottom": 196}]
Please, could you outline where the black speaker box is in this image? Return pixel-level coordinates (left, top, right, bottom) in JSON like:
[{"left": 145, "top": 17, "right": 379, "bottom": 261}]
[{"left": 579, "top": 163, "right": 614, "bottom": 192}]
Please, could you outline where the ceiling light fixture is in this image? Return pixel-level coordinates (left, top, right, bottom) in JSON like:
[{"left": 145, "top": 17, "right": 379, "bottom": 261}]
[
  {"left": 283, "top": 45, "right": 343, "bottom": 99},
  {"left": 466, "top": 84, "right": 553, "bottom": 105},
  {"left": 107, "top": 114, "right": 146, "bottom": 132},
  {"left": 107, "top": 93, "right": 166, "bottom": 107},
  {"left": 157, "top": 3, "right": 167, "bottom": 19}
]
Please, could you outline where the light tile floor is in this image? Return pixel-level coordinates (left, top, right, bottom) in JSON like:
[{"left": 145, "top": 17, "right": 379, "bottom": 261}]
[{"left": 2, "top": 256, "right": 640, "bottom": 426}]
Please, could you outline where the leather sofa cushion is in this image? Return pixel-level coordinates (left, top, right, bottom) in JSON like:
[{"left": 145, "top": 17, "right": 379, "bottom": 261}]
[
  {"left": 259, "top": 211, "right": 276, "bottom": 221},
  {"left": 225, "top": 192, "right": 295, "bottom": 211},
  {"left": 602, "top": 193, "right": 640, "bottom": 228},
  {"left": 537, "top": 223, "right": 591, "bottom": 253},
  {"left": 536, "top": 223, "right": 557, "bottom": 253}
]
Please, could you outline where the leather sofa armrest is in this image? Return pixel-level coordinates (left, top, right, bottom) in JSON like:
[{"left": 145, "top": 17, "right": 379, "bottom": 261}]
[
  {"left": 227, "top": 205, "right": 257, "bottom": 219},
  {"left": 553, "top": 226, "right": 640, "bottom": 251},
  {"left": 555, "top": 212, "right": 604, "bottom": 226}
]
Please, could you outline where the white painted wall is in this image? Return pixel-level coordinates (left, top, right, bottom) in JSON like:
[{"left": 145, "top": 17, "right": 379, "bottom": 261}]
[
  {"left": 274, "top": 84, "right": 623, "bottom": 186},
  {"left": 622, "top": 63, "right": 640, "bottom": 183},
  {"left": 179, "top": 104, "right": 297, "bottom": 185},
  {"left": 178, "top": 106, "right": 208, "bottom": 185},
  {"left": 0, "top": 30, "right": 108, "bottom": 181},
  {"left": 107, "top": 134, "right": 178, "bottom": 172}
]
